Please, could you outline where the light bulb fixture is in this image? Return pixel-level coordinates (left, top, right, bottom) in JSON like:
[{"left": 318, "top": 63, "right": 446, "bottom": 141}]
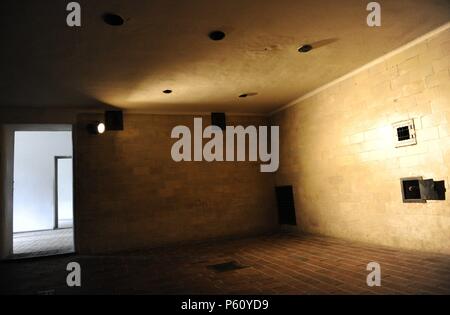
[
  {"left": 88, "top": 121, "right": 106, "bottom": 135},
  {"left": 97, "top": 122, "right": 106, "bottom": 134}
]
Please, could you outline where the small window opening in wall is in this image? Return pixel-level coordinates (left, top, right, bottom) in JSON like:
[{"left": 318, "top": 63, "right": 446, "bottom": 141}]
[{"left": 393, "top": 119, "right": 416, "bottom": 147}]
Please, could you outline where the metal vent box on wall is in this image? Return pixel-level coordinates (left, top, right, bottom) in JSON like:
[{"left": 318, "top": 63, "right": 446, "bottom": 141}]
[
  {"left": 400, "top": 177, "right": 446, "bottom": 203},
  {"left": 401, "top": 177, "right": 424, "bottom": 203},
  {"left": 105, "top": 111, "right": 124, "bottom": 131}
]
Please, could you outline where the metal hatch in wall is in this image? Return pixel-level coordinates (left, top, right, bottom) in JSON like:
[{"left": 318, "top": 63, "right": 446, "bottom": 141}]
[
  {"left": 275, "top": 186, "right": 297, "bottom": 225},
  {"left": 400, "top": 177, "right": 446, "bottom": 203}
]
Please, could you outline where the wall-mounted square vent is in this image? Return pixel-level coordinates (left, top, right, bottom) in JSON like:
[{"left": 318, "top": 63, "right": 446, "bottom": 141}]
[{"left": 393, "top": 119, "right": 416, "bottom": 147}]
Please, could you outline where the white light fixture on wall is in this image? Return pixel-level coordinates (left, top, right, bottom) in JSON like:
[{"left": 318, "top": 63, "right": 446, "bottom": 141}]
[
  {"left": 88, "top": 121, "right": 106, "bottom": 135},
  {"left": 96, "top": 122, "right": 106, "bottom": 134}
]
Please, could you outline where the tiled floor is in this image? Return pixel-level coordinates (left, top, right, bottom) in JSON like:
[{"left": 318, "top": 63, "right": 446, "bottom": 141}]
[
  {"left": 1, "top": 233, "right": 449, "bottom": 294},
  {"left": 13, "top": 228, "right": 74, "bottom": 258}
]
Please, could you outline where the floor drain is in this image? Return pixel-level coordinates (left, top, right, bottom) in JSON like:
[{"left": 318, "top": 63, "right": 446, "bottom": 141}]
[{"left": 207, "top": 261, "right": 248, "bottom": 272}]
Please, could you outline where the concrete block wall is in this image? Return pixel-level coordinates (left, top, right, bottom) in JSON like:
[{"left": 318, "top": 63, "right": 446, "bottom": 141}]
[
  {"left": 272, "top": 27, "right": 450, "bottom": 254},
  {"left": 75, "top": 114, "right": 278, "bottom": 254}
]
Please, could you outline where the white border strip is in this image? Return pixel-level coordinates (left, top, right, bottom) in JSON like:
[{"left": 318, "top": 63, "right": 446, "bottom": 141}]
[{"left": 269, "top": 22, "right": 450, "bottom": 116}]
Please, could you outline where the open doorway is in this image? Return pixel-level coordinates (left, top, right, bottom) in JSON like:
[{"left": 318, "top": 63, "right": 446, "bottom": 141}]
[{"left": 12, "top": 130, "right": 74, "bottom": 258}]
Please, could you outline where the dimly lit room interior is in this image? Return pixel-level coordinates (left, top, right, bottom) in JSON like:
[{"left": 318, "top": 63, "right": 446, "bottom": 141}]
[{"left": 0, "top": 0, "right": 449, "bottom": 298}]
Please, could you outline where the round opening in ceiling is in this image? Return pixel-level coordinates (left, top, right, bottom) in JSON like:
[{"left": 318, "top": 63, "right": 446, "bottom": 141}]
[
  {"left": 209, "top": 30, "right": 226, "bottom": 41},
  {"left": 163, "top": 90, "right": 173, "bottom": 94},
  {"left": 103, "top": 13, "right": 124, "bottom": 26},
  {"left": 298, "top": 44, "right": 313, "bottom": 53},
  {"left": 239, "top": 92, "right": 258, "bottom": 98}
]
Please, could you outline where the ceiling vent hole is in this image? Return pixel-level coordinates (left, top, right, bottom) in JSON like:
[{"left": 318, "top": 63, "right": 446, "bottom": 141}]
[
  {"left": 298, "top": 44, "right": 313, "bottom": 53},
  {"left": 209, "top": 30, "right": 226, "bottom": 41},
  {"left": 239, "top": 92, "right": 258, "bottom": 98},
  {"left": 103, "top": 13, "right": 124, "bottom": 26}
]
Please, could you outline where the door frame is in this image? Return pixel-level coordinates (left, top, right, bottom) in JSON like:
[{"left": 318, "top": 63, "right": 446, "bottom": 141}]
[
  {"left": 0, "top": 124, "right": 74, "bottom": 259},
  {"left": 54, "top": 156, "right": 73, "bottom": 230}
]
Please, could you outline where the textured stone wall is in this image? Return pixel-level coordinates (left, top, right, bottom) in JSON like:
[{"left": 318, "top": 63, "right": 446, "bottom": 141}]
[
  {"left": 75, "top": 114, "right": 278, "bottom": 253},
  {"left": 272, "top": 28, "right": 450, "bottom": 254}
]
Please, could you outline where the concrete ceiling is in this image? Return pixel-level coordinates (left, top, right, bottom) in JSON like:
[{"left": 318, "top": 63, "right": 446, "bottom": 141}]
[{"left": 1, "top": 0, "right": 449, "bottom": 114}]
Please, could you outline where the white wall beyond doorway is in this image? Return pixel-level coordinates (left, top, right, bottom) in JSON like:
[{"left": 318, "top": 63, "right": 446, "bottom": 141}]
[
  {"left": 56, "top": 157, "right": 74, "bottom": 228},
  {"left": 13, "top": 131, "right": 73, "bottom": 233}
]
